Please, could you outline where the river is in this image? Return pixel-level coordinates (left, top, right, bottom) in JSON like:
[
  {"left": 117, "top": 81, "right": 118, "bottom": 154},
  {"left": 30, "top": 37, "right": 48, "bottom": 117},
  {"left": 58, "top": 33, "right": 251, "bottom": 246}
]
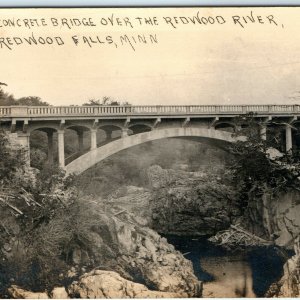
[{"left": 164, "top": 235, "right": 291, "bottom": 298}]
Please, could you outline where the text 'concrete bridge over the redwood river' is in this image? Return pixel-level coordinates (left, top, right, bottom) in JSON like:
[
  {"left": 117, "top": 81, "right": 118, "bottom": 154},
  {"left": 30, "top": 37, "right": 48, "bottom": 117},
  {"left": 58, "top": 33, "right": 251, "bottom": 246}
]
[{"left": 1, "top": 104, "right": 300, "bottom": 175}]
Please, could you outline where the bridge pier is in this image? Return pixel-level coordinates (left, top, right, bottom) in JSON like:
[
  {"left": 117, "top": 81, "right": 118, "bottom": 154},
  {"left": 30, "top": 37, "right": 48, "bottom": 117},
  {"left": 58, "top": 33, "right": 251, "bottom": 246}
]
[
  {"left": 121, "top": 128, "right": 128, "bottom": 138},
  {"left": 47, "top": 131, "right": 54, "bottom": 164},
  {"left": 105, "top": 130, "right": 113, "bottom": 141},
  {"left": 78, "top": 131, "right": 84, "bottom": 152},
  {"left": 91, "top": 129, "right": 97, "bottom": 150},
  {"left": 57, "top": 130, "right": 65, "bottom": 168},
  {"left": 260, "top": 126, "right": 267, "bottom": 141},
  {"left": 234, "top": 125, "right": 242, "bottom": 133},
  {"left": 17, "top": 132, "right": 30, "bottom": 164},
  {"left": 285, "top": 125, "right": 292, "bottom": 152}
]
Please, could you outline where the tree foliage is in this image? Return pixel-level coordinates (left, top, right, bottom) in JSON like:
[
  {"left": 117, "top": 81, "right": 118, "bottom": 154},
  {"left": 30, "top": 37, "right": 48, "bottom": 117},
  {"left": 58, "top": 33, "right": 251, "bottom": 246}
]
[
  {"left": 0, "top": 131, "right": 27, "bottom": 183},
  {"left": 83, "top": 96, "right": 130, "bottom": 106},
  {"left": 229, "top": 113, "right": 300, "bottom": 210},
  {"left": 0, "top": 131, "right": 80, "bottom": 295},
  {"left": 0, "top": 88, "right": 49, "bottom": 106}
]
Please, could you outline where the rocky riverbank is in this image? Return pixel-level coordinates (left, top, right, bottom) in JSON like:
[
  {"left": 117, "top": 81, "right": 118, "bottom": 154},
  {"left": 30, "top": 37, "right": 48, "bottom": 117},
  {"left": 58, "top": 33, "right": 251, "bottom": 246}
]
[
  {"left": 3, "top": 161, "right": 299, "bottom": 298},
  {"left": 8, "top": 270, "right": 191, "bottom": 299},
  {"left": 4, "top": 196, "right": 201, "bottom": 298}
]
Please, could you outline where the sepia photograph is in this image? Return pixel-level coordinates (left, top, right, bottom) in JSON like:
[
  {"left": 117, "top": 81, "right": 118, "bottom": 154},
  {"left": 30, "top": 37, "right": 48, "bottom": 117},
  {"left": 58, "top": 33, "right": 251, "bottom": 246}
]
[{"left": 0, "top": 6, "right": 300, "bottom": 298}]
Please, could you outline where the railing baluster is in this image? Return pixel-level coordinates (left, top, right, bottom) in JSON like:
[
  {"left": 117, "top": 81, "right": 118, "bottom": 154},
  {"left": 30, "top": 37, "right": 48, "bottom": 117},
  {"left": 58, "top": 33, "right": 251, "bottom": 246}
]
[{"left": 1, "top": 105, "right": 299, "bottom": 118}]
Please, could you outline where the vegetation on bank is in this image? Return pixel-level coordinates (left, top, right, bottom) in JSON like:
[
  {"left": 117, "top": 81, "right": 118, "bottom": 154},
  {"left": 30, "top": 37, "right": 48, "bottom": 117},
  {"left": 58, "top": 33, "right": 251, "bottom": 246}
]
[
  {"left": 228, "top": 114, "right": 300, "bottom": 240},
  {"left": 0, "top": 129, "right": 82, "bottom": 295}
]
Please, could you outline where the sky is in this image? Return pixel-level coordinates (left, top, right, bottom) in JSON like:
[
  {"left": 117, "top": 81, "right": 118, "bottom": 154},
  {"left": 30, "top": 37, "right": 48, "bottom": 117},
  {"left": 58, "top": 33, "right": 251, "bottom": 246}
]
[{"left": 0, "top": 7, "right": 300, "bottom": 106}]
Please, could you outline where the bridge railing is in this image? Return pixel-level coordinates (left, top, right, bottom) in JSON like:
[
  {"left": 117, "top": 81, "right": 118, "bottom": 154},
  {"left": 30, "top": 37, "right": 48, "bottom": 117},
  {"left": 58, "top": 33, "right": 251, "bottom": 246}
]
[
  {"left": 0, "top": 105, "right": 299, "bottom": 117},
  {"left": 0, "top": 107, "right": 12, "bottom": 116}
]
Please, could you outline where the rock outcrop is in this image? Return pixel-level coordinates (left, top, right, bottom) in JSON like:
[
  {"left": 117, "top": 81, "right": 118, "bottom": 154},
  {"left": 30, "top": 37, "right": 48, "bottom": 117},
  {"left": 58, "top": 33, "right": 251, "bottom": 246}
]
[
  {"left": 8, "top": 285, "right": 49, "bottom": 299},
  {"left": 115, "top": 227, "right": 202, "bottom": 296},
  {"left": 146, "top": 165, "right": 239, "bottom": 236},
  {"left": 8, "top": 285, "right": 69, "bottom": 299},
  {"left": 105, "top": 185, "right": 152, "bottom": 226},
  {"left": 103, "top": 166, "right": 241, "bottom": 237},
  {"left": 8, "top": 270, "right": 193, "bottom": 299},
  {"left": 268, "top": 237, "right": 300, "bottom": 297},
  {"left": 50, "top": 287, "right": 69, "bottom": 299},
  {"left": 271, "top": 190, "right": 300, "bottom": 248},
  {"left": 63, "top": 197, "right": 201, "bottom": 297},
  {"left": 69, "top": 270, "right": 187, "bottom": 298}
]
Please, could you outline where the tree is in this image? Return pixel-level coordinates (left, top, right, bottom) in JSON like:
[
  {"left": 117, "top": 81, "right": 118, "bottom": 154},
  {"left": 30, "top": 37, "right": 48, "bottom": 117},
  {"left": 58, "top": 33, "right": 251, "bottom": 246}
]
[
  {"left": 0, "top": 130, "right": 26, "bottom": 182},
  {"left": 231, "top": 114, "right": 300, "bottom": 193},
  {"left": 17, "top": 96, "right": 49, "bottom": 106},
  {"left": 0, "top": 85, "right": 49, "bottom": 106},
  {"left": 228, "top": 114, "right": 300, "bottom": 238},
  {"left": 0, "top": 130, "right": 79, "bottom": 296},
  {"left": 83, "top": 96, "right": 130, "bottom": 106}
]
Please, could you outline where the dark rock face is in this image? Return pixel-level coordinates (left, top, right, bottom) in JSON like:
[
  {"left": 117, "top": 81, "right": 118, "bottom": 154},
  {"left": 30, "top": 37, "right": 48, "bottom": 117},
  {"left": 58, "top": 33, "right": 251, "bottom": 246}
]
[
  {"left": 64, "top": 199, "right": 201, "bottom": 297},
  {"left": 147, "top": 165, "right": 240, "bottom": 236},
  {"left": 271, "top": 190, "right": 300, "bottom": 248},
  {"left": 266, "top": 237, "right": 300, "bottom": 297},
  {"left": 106, "top": 165, "right": 241, "bottom": 237}
]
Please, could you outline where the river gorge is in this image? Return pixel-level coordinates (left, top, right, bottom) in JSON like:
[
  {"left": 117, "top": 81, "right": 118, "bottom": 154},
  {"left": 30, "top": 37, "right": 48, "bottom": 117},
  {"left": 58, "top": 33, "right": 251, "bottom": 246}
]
[{"left": 1, "top": 138, "right": 300, "bottom": 298}]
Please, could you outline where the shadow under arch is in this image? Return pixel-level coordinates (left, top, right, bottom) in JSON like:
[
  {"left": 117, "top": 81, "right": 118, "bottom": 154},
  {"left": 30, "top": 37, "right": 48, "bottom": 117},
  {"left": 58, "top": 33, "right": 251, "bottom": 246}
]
[
  {"left": 98, "top": 124, "right": 123, "bottom": 141},
  {"left": 64, "top": 125, "right": 92, "bottom": 162},
  {"left": 66, "top": 127, "right": 244, "bottom": 175},
  {"left": 28, "top": 124, "right": 59, "bottom": 133},
  {"left": 29, "top": 127, "right": 58, "bottom": 166},
  {"left": 65, "top": 124, "right": 91, "bottom": 132},
  {"left": 215, "top": 122, "right": 236, "bottom": 133},
  {"left": 129, "top": 124, "right": 152, "bottom": 135}
]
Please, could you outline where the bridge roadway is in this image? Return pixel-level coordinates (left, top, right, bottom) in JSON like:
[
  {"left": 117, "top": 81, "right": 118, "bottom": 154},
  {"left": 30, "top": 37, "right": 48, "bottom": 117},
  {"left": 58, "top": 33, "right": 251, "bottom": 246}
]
[{"left": 0, "top": 105, "right": 299, "bottom": 174}]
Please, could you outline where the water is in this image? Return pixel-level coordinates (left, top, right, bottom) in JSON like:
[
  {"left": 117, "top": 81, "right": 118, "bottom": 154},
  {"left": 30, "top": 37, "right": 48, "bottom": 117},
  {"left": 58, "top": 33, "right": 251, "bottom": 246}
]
[{"left": 164, "top": 235, "right": 291, "bottom": 298}]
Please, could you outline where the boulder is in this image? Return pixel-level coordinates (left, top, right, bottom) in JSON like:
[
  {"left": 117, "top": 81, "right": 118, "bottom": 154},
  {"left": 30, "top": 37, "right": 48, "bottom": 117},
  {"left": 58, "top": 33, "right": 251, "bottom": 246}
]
[
  {"left": 51, "top": 287, "right": 69, "bottom": 299},
  {"left": 68, "top": 270, "right": 184, "bottom": 298},
  {"left": 8, "top": 285, "right": 49, "bottom": 299},
  {"left": 266, "top": 147, "right": 284, "bottom": 160}
]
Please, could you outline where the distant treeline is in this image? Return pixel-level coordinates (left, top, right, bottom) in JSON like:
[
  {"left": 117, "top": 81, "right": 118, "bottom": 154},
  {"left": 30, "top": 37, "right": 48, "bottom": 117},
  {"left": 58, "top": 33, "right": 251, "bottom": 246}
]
[
  {"left": 0, "top": 87, "right": 128, "bottom": 106},
  {"left": 0, "top": 88, "right": 49, "bottom": 106}
]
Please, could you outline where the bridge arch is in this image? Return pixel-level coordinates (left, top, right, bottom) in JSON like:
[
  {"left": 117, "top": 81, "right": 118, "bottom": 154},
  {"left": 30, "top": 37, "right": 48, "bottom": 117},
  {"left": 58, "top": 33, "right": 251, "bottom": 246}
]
[
  {"left": 28, "top": 124, "right": 59, "bottom": 133},
  {"left": 215, "top": 122, "right": 236, "bottom": 132},
  {"left": 129, "top": 123, "right": 152, "bottom": 135},
  {"left": 98, "top": 124, "right": 124, "bottom": 141},
  {"left": 98, "top": 124, "right": 123, "bottom": 131},
  {"left": 65, "top": 126, "right": 243, "bottom": 175},
  {"left": 65, "top": 124, "right": 91, "bottom": 132}
]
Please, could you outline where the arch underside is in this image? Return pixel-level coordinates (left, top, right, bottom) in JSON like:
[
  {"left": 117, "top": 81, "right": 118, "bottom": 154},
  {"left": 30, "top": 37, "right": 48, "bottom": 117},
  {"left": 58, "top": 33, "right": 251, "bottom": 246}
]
[{"left": 65, "top": 127, "right": 240, "bottom": 175}]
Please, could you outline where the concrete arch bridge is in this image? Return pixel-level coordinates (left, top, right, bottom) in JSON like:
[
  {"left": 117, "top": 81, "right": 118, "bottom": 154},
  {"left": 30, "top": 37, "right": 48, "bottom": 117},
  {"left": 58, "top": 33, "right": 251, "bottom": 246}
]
[{"left": 1, "top": 104, "right": 299, "bottom": 175}]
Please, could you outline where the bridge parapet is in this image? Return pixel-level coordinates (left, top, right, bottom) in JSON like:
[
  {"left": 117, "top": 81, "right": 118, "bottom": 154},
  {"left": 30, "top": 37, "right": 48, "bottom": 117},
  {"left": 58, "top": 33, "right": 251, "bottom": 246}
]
[{"left": 0, "top": 105, "right": 300, "bottom": 118}]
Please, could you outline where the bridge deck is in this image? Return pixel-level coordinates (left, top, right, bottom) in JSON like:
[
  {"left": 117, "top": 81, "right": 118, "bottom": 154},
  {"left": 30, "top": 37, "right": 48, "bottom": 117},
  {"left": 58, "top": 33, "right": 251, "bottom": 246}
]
[{"left": 0, "top": 105, "right": 299, "bottom": 118}]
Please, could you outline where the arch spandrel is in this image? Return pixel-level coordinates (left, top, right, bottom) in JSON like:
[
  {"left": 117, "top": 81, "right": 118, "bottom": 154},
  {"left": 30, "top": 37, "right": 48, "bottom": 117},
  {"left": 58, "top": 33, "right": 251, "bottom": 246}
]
[{"left": 65, "top": 127, "right": 243, "bottom": 175}]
